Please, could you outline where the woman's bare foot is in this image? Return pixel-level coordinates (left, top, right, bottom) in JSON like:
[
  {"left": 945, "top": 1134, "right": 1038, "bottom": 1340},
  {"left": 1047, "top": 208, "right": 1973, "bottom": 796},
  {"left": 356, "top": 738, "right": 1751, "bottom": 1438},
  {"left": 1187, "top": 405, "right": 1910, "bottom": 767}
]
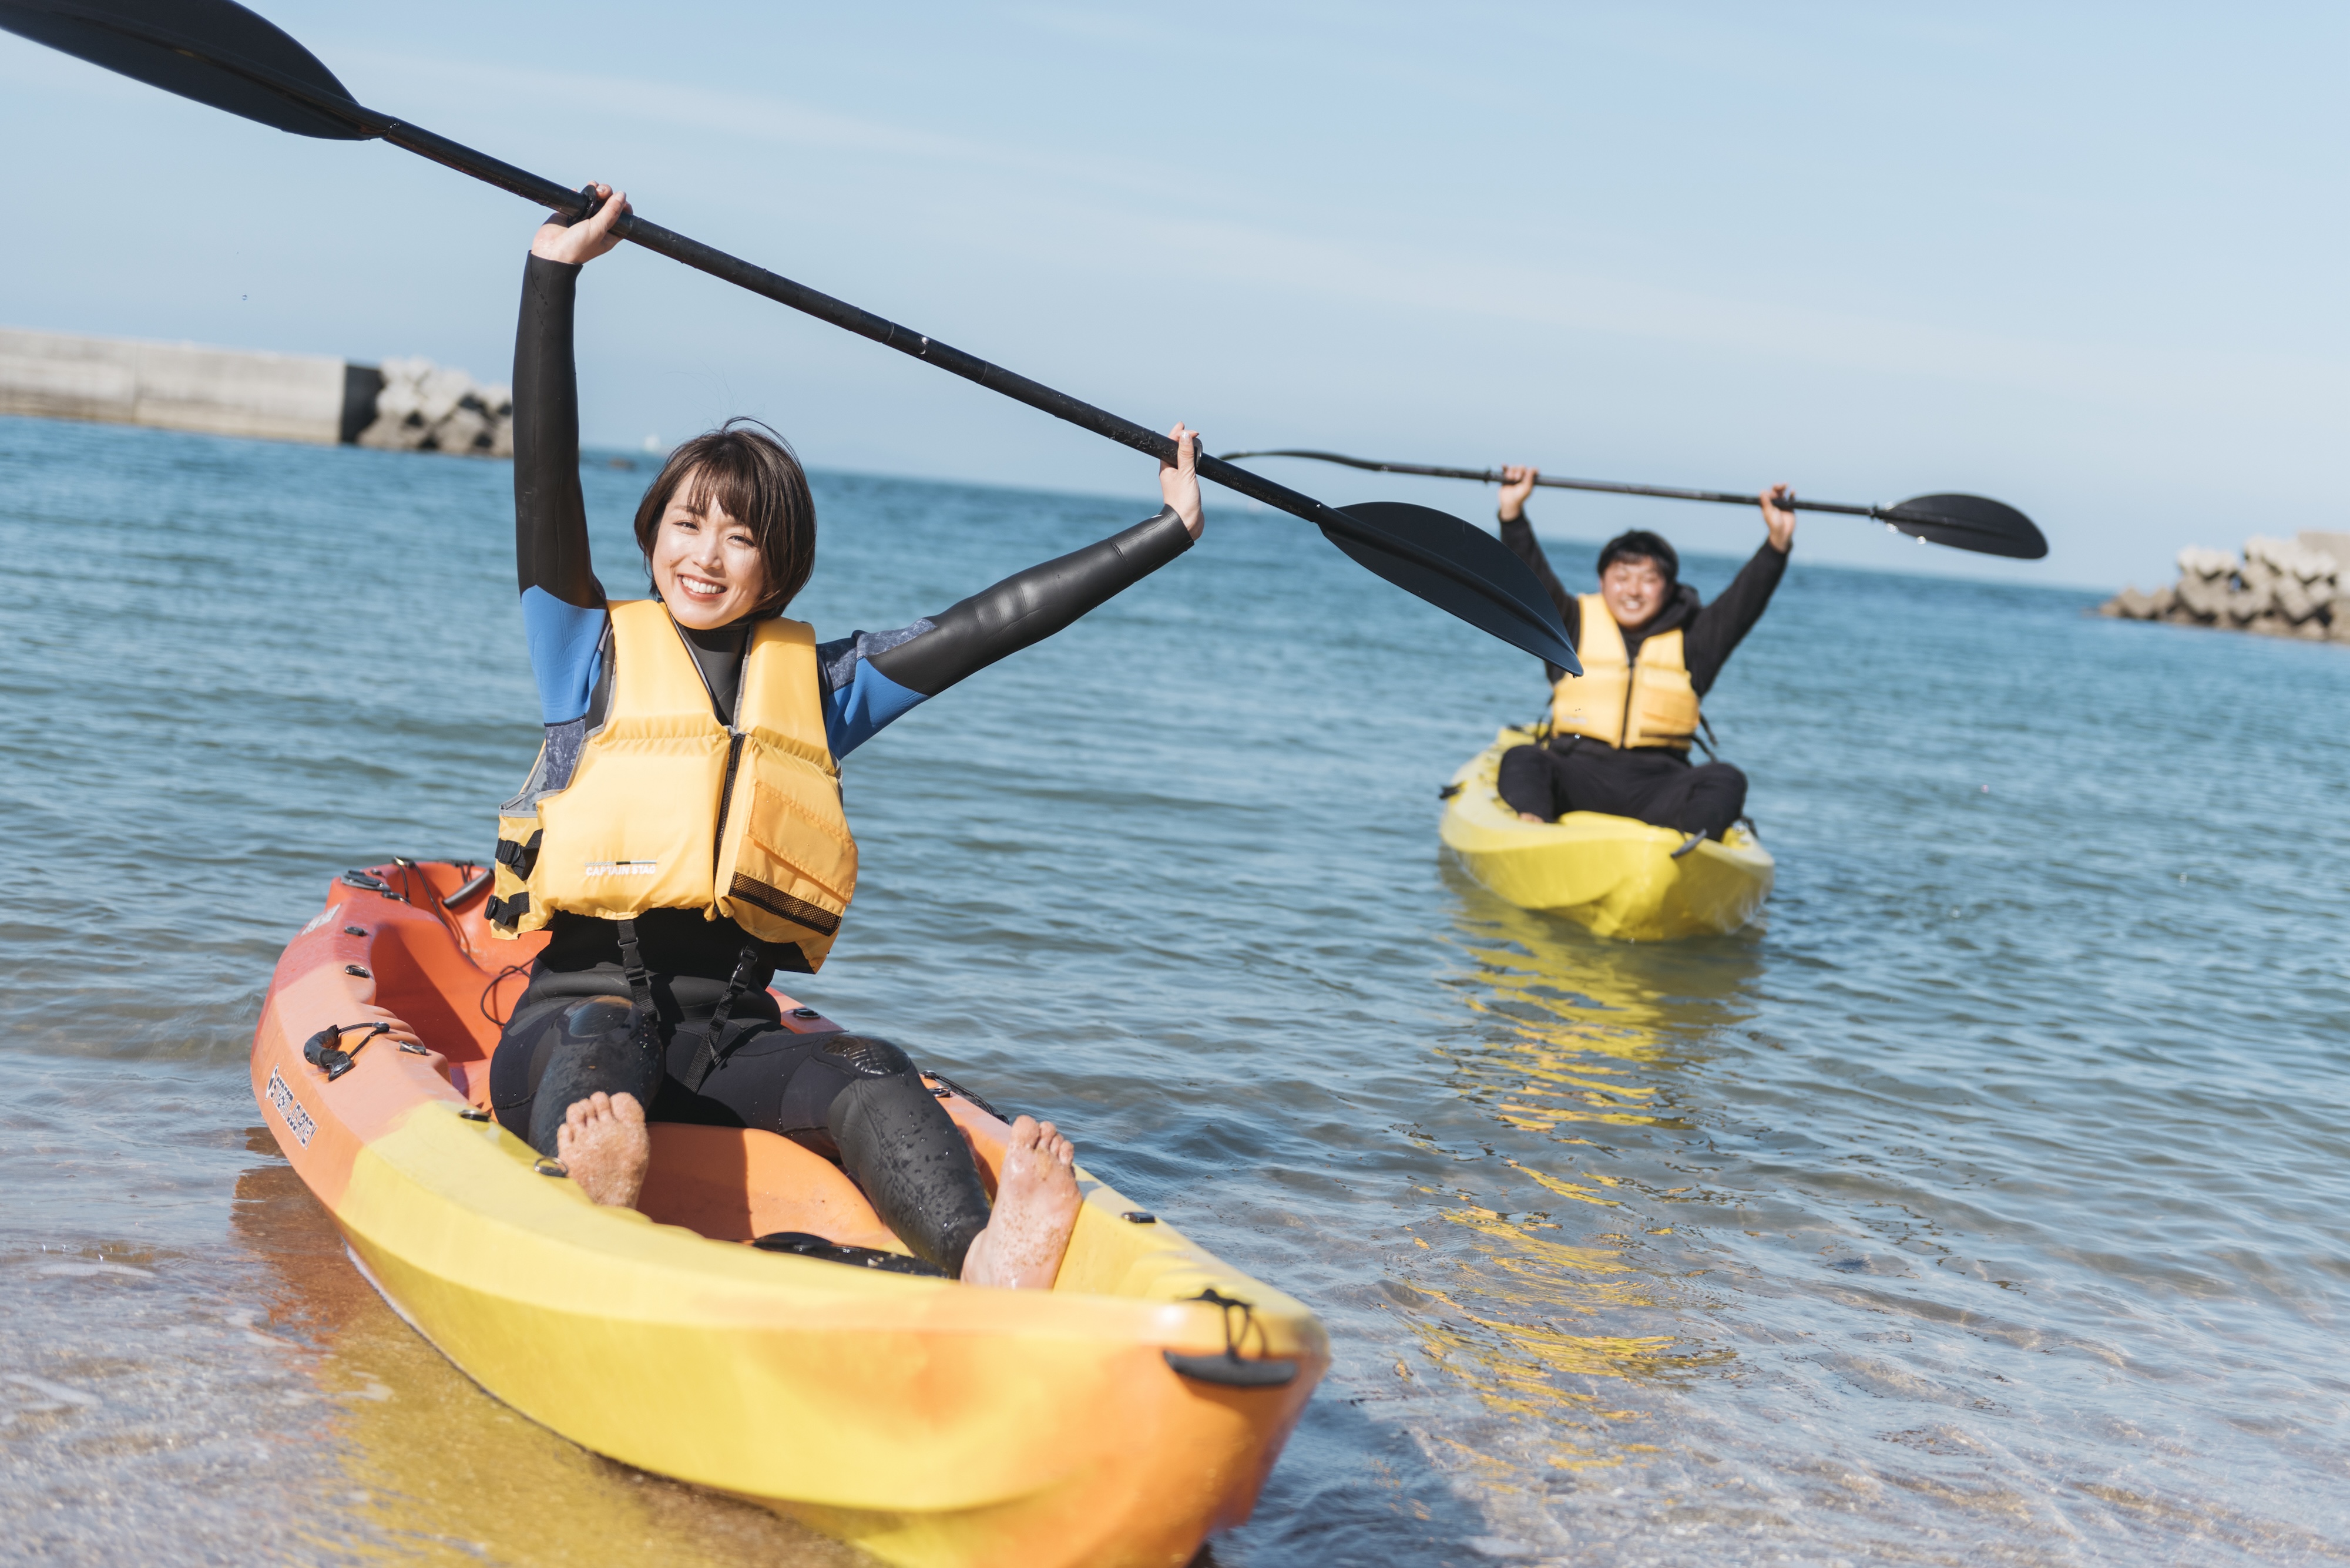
[
  {"left": 1518, "top": 811, "right": 1547, "bottom": 824},
  {"left": 555, "top": 1091, "right": 649, "bottom": 1208},
  {"left": 960, "top": 1117, "right": 1081, "bottom": 1290}
]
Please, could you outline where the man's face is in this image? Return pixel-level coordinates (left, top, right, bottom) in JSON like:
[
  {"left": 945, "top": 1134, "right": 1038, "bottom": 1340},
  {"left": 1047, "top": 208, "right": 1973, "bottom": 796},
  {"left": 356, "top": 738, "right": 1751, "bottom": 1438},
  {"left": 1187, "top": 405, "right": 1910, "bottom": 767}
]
[{"left": 1599, "top": 555, "right": 1668, "bottom": 629}]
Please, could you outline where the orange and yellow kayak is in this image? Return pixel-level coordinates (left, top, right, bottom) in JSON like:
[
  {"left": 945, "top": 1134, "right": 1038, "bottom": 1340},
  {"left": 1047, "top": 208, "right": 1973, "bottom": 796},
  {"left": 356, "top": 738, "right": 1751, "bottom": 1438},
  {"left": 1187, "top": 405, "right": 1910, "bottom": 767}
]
[{"left": 251, "top": 859, "right": 1325, "bottom": 1568}]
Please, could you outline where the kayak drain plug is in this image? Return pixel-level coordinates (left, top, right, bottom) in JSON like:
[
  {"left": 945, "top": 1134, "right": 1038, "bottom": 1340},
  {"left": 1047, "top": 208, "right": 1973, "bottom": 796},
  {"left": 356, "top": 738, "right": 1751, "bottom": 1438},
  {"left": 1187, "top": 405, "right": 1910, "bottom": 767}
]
[
  {"left": 533, "top": 1158, "right": 568, "bottom": 1177},
  {"left": 458, "top": 1106, "right": 491, "bottom": 1122}
]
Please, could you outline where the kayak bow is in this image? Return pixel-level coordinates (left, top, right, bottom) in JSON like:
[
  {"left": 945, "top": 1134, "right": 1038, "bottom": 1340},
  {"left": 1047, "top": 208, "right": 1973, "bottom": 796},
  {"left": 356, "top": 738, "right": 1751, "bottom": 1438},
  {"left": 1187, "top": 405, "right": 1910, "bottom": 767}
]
[{"left": 251, "top": 859, "right": 1325, "bottom": 1567}]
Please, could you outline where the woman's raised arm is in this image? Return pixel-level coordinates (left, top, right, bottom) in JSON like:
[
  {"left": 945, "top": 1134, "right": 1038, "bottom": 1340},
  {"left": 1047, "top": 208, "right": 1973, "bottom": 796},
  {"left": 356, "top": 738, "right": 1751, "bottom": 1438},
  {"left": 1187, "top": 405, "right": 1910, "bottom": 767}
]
[
  {"left": 512, "top": 184, "right": 632, "bottom": 725},
  {"left": 865, "top": 428, "right": 1202, "bottom": 699}
]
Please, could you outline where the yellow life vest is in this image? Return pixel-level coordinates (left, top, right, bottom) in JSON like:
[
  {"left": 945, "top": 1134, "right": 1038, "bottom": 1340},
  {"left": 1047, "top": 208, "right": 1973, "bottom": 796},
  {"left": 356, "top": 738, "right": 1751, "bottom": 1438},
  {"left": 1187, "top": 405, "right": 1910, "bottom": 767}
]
[
  {"left": 1549, "top": 592, "right": 1699, "bottom": 751},
  {"left": 488, "top": 599, "right": 858, "bottom": 969}
]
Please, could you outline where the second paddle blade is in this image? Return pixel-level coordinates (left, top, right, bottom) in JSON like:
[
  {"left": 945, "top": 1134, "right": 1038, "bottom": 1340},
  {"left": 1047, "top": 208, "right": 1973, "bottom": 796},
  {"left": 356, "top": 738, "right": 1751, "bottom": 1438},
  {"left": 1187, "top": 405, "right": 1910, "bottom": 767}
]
[
  {"left": 0, "top": 0, "right": 371, "bottom": 139},
  {"left": 1884, "top": 493, "right": 2047, "bottom": 560},
  {"left": 1321, "top": 502, "right": 1580, "bottom": 674}
]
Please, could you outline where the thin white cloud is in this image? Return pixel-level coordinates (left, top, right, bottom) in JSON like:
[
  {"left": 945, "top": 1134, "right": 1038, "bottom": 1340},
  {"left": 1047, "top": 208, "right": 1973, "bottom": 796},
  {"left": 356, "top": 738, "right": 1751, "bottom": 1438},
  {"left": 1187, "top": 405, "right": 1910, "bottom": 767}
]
[{"left": 334, "top": 45, "right": 2339, "bottom": 431}]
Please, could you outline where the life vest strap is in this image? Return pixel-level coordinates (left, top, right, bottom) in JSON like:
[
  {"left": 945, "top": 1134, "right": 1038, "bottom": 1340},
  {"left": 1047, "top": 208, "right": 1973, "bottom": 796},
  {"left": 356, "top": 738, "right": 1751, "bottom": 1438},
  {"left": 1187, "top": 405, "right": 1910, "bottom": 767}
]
[
  {"left": 613, "top": 919, "right": 666, "bottom": 1065},
  {"left": 495, "top": 829, "right": 542, "bottom": 879},
  {"left": 678, "top": 941, "right": 766, "bottom": 1093}
]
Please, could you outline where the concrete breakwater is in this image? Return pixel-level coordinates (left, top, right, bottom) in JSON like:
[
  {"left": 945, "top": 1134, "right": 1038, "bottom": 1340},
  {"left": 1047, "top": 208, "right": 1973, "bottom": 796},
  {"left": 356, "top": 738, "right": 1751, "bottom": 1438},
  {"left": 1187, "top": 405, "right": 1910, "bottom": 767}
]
[
  {"left": 351, "top": 357, "right": 512, "bottom": 457},
  {"left": 0, "top": 327, "right": 512, "bottom": 456},
  {"left": 2100, "top": 532, "right": 2350, "bottom": 642}
]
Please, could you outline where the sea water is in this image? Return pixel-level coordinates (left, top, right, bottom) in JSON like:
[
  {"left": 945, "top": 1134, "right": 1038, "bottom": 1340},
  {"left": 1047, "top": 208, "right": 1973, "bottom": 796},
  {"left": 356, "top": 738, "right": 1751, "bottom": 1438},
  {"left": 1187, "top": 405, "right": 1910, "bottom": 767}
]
[{"left": 3, "top": 414, "right": 2346, "bottom": 1565}]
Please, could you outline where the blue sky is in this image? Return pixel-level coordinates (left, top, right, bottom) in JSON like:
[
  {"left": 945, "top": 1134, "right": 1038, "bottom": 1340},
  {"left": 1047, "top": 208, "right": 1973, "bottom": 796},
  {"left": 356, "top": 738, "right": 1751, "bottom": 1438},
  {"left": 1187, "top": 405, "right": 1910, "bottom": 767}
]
[{"left": 4, "top": 2, "right": 2341, "bottom": 588}]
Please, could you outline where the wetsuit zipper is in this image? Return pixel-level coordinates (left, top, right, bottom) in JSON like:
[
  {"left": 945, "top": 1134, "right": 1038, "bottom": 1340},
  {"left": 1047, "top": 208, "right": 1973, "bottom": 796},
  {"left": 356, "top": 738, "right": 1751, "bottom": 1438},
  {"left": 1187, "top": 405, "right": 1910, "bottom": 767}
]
[{"left": 662, "top": 608, "right": 750, "bottom": 877}]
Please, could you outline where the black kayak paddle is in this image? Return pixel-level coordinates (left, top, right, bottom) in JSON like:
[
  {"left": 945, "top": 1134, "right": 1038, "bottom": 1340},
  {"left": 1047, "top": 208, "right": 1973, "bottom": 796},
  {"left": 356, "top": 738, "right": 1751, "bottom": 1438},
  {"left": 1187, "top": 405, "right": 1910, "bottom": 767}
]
[
  {"left": 0, "top": 0, "right": 1581, "bottom": 671},
  {"left": 1217, "top": 450, "right": 2047, "bottom": 561}
]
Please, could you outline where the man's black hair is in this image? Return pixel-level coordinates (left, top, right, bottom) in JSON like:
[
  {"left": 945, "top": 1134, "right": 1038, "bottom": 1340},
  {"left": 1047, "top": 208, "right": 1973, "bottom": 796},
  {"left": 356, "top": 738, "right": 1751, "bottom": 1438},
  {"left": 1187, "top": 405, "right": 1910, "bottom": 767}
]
[{"left": 1597, "top": 529, "right": 1679, "bottom": 583}]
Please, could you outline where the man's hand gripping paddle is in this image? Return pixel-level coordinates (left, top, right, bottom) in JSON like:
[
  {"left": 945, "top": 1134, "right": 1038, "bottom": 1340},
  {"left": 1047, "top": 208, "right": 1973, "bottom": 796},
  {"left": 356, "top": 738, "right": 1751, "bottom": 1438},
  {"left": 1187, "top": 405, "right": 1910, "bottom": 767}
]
[
  {"left": 1217, "top": 451, "right": 2049, "bottom": 561},
  {"left": 0, "top": 0, "right": 1580, "bottom": 673}
]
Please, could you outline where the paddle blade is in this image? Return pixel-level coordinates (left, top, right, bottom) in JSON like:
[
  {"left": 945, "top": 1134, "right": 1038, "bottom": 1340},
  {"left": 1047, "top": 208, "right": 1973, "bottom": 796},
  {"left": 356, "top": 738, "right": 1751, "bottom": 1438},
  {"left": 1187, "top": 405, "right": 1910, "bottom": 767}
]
[
  {"left": 0, "top": 0, "right": 370, "bottom": 139},
  {"left": 1322, "top": 501, "right": 1581, "bottom": 674},
  {"left": 1882, "top": 493, "right": 2046, "bottom": 560}
]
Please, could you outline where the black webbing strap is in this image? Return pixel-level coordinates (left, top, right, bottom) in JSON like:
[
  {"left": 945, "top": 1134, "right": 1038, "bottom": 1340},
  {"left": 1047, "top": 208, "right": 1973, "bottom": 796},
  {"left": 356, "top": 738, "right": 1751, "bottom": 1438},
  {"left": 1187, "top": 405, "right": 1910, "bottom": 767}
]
[
  {"left": 613, "top": 919, "right": 664, "bottom": 1062},
  {"left": 679, "top": 941, "right": 764, "bottom": 1093}
]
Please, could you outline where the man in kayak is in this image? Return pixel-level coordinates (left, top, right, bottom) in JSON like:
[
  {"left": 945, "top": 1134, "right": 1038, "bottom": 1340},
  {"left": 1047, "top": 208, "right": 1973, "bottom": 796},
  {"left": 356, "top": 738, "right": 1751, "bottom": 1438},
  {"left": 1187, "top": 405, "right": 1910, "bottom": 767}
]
[
  {"left": 1493, "top": 465, "right": 1794, "bottom": 853},
  {"left": 484, "top": 184, "right": 1205, "bottom": 1290}
]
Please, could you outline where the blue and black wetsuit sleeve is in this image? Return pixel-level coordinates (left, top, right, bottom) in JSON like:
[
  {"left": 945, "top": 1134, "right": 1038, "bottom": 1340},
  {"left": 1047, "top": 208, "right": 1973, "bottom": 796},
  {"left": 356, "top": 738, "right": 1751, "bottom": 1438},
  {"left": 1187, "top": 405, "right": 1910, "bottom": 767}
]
[
  {"left": 817, "top": 506, "right": 1196, "bottom": 760},
  {"left": 513, "top": 253, "right": 609, "bottom": 733},
  {"left": 1499, "top": 508, "right": 1583, "bottom": 684}
]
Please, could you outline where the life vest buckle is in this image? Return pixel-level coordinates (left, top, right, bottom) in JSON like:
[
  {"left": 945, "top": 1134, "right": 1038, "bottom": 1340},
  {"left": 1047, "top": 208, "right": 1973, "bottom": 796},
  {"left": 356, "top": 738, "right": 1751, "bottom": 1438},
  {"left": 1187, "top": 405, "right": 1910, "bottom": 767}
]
[{"left": 494, "top": 830, "right": 543, "bottom": 879}]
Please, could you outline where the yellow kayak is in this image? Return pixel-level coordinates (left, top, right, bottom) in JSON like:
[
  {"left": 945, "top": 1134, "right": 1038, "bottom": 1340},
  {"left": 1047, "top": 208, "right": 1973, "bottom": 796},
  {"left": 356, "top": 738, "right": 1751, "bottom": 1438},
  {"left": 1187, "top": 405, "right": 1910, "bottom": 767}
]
[
  {"left": 1439, "top": 730, "right": 1774, "bottom": 940},
  {"left": 253, "top": 859, "right": 1325, "bottom": 1568}
]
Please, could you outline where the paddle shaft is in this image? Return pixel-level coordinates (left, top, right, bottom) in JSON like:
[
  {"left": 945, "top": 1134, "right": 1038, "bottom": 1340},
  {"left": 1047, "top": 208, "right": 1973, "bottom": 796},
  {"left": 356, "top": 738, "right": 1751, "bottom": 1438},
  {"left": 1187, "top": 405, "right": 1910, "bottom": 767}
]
[
  {"left": 0, "top": 0, "right": 1586, "bottom": 659},
  {"left": 324, "top": 123, "right": 1568, "bottom": 616},
  {"left": 1223, "top": 451, "right": 1889, "bottom": 520},
  {"left": 15, "top": 8, "right": 1499, "bottom": 587}
]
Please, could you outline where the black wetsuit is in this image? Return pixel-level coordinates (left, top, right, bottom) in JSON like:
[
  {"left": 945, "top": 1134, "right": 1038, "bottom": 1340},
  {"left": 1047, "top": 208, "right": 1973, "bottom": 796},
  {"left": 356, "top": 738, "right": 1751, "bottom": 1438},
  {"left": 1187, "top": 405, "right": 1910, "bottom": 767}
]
[
  {"left": 1495, "top": 508, "right": 1786, "bottom": 838},
  {"left": 489, "top": 252, "right": 1194, "bottom": 1274}
]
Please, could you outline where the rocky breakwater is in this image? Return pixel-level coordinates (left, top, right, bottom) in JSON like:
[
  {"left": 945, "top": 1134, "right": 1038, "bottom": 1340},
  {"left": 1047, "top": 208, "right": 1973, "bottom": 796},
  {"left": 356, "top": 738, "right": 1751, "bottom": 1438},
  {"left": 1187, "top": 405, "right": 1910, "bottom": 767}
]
[
  {"left": 353, "top": 358, "right": 513, "bottom": 458},
  {"left": 2101, "top": 532, "right": 2350, "bottom": 643}
]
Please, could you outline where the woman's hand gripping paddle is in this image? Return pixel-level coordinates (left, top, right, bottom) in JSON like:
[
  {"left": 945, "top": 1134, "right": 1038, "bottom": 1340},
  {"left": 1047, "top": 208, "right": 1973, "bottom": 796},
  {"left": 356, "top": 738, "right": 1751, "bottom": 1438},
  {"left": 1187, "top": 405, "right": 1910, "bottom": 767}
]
[{"left": 0, "top": 0, "right": 1580, "bottom": 673}]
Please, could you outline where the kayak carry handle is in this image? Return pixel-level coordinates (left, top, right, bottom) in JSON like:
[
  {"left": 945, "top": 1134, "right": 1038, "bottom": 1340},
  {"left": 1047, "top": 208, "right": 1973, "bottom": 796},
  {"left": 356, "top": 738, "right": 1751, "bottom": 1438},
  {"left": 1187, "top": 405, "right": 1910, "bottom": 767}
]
[
  {"left": 443, "top": 865, "right": 494, "bottom": 909},
  {"left": 1163, "top": 1350, "right": 1300, "bottom": 1388},
  {"left": 1166, "top": 1285, "right": 1294, "bottom": 1383}
]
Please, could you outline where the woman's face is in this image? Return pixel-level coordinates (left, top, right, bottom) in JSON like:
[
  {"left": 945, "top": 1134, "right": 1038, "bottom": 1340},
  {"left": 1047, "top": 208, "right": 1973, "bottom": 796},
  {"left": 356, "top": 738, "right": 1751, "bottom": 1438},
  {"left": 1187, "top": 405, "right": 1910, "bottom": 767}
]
[{"left": 650, "top": 481, "right": 768, "bottom": 629}]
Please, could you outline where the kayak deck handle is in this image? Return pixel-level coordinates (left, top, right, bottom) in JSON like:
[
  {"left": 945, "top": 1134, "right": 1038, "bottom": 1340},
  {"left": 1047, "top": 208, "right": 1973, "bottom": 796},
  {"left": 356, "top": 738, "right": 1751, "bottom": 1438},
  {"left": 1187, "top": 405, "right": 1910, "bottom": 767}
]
[
  {"left": 1163, "top": 1351, "right": 1299, "bottom": 1388},
  {"left": 443, "top": 866, "right": 494, "bottom": 909}
]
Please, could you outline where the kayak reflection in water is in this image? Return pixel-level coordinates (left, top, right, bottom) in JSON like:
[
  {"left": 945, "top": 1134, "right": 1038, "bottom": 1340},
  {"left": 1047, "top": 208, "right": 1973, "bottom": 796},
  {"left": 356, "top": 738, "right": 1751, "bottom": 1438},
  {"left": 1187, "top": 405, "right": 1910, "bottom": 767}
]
[
  {"left": 481, "top": 184, "right": 1207, "bottom": 1290},
  {"left": 1492, "top": 465, "right": 1794, "bottom": 854}
]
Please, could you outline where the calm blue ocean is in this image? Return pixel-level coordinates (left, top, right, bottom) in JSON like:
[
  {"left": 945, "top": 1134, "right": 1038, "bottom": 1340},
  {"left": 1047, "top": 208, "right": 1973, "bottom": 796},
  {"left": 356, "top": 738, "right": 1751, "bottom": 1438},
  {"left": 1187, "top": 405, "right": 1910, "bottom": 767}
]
[{"left": 4, "top": 414, "right": 2347, "bottom": 1565}]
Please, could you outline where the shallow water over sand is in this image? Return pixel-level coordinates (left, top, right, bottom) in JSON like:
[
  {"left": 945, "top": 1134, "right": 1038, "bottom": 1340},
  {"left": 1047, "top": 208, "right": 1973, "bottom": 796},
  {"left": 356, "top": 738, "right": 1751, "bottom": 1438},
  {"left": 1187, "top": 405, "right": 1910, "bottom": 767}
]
[{"left": 4, "top": 415, "right": 2348, "bottom": 1564}]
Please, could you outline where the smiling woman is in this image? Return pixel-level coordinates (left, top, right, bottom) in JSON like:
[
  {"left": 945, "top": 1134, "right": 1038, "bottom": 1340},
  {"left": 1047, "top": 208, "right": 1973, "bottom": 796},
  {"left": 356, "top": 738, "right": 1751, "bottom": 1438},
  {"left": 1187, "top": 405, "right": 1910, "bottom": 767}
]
[{"left": 486, "top": 180, "right": 1209, "bottom": 1294}]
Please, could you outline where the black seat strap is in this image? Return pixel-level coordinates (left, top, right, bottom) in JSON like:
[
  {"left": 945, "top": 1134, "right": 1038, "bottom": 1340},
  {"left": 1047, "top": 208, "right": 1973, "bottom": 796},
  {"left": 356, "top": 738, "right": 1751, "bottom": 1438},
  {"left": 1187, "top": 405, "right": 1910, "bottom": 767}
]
[
  {"left": 679, "top": 941, "right": 764, "bottom": 1093},
  {"left": 613, "top": 918, "right": 666, "bottom": 1062}
]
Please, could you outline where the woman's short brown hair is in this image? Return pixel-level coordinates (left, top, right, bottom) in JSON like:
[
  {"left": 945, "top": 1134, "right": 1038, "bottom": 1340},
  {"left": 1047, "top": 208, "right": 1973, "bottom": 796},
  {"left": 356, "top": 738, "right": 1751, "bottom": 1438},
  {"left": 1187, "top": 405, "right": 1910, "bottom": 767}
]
[{"left": 632, "top": 419, "right": 817, "bottom": 613}]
